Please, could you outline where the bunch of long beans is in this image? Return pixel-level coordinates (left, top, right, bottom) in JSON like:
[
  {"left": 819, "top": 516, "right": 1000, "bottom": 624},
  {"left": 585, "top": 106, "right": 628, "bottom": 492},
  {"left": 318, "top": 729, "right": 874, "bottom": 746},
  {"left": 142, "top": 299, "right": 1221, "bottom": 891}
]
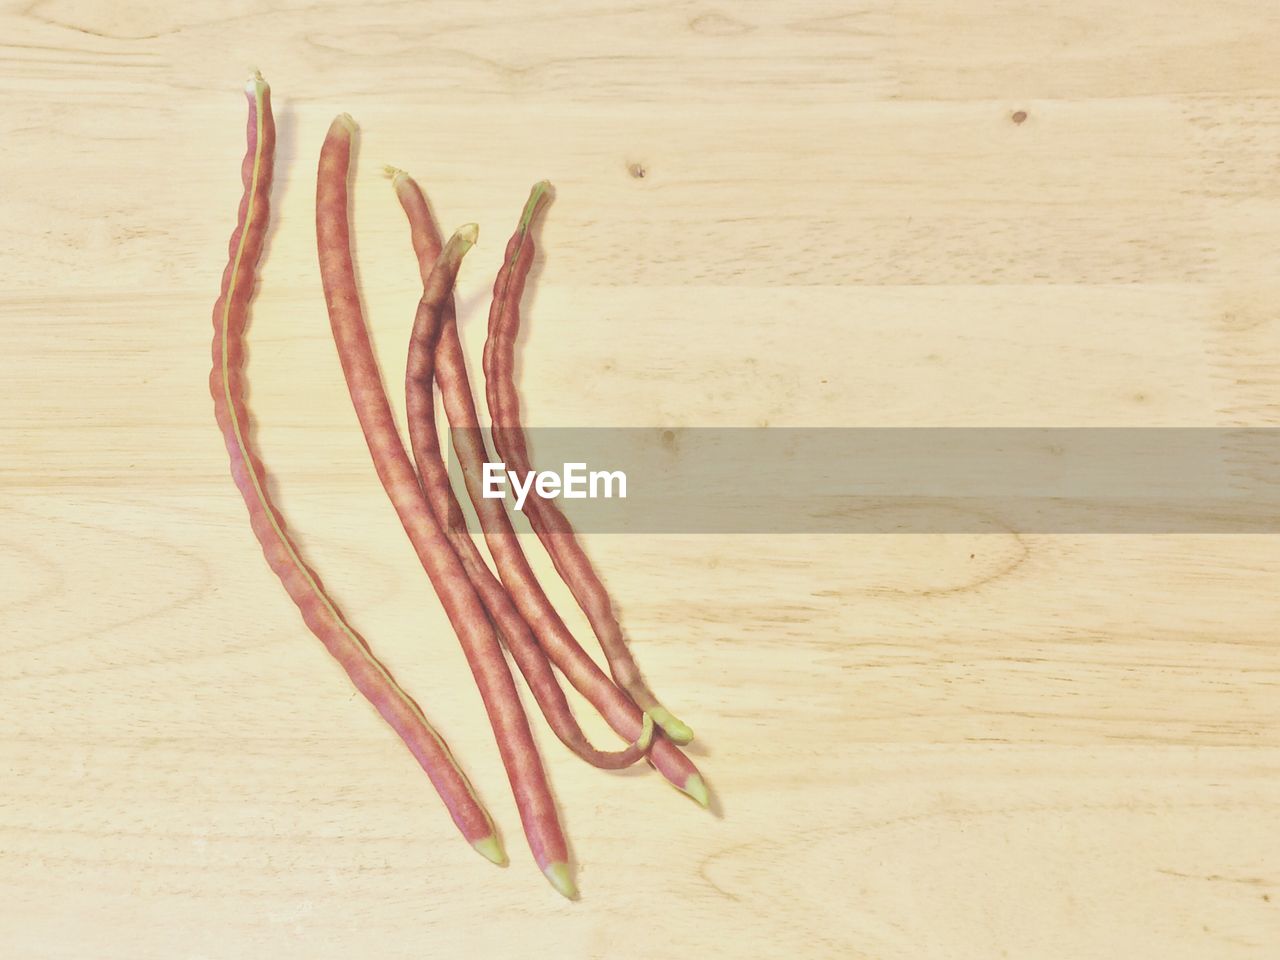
[{"left": 210, "top": 75, "right": 705, "bottom": 900}]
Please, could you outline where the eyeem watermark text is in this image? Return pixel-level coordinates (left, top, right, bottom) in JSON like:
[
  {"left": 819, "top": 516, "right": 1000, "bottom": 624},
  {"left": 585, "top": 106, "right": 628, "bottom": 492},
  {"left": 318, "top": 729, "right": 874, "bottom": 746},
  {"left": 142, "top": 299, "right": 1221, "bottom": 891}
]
[{"left": 482, "top": 462, "right": 627, "bottom": 512}]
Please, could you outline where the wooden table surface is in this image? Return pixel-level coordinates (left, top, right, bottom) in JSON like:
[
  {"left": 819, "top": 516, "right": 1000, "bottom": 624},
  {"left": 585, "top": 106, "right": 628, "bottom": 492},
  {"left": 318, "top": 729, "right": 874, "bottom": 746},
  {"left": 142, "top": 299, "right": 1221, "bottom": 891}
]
[{"left": 4, "top": 2, "right": 1279, "bottom": 957}]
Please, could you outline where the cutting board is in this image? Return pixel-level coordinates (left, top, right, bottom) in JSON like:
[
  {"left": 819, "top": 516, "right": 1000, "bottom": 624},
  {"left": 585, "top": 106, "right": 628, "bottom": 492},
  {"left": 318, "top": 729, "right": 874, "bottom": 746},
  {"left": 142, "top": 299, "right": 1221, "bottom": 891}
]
[{"left": 4, "top": 2, "right": 1278, "bottom": 957}]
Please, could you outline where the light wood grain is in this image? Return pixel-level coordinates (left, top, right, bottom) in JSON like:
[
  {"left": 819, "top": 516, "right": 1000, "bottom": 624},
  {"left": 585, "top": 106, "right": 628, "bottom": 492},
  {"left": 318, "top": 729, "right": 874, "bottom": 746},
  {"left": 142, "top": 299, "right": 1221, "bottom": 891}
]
[{"left": 3, "top": 1, "right": 1279, "bottom": 957}]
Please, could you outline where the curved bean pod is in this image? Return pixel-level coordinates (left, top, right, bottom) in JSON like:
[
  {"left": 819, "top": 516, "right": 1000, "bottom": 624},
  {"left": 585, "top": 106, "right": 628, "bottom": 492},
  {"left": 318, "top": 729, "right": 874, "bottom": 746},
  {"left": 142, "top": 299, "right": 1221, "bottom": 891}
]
[
  {"left": 482, "top": 183, "right": 695, "bottom": 746},
  {"left": 403, "top": 211, "right": 654, "bottom": 770},
  {"left": 390, "top": 171, "right": 706, "bottom": 805},
  {"left": 316, "top": 117, "right": 574, "bottom": 899},
  {"left": 210, "top": 77, "right": 503, "bottom": 865}
]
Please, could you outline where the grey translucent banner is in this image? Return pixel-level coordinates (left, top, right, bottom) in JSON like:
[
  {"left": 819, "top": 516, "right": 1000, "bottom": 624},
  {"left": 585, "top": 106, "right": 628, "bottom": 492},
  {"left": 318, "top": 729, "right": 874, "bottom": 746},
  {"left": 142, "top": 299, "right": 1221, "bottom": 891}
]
[{"left": 444, "top": 429, "right": 1280, "bottom": 533}]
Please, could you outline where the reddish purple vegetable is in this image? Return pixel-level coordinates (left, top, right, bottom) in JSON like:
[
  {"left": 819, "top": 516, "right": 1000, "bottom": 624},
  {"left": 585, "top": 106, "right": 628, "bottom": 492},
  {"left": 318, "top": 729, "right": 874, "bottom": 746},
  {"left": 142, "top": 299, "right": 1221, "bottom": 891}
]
[
  {"left": 316, "top": 117, "right": 574, "bottom": 898},
  {"left": 210, "top": 78, "right": 503, "bottom": 865},
  {"left": 398, "top": 188, "right": 653, "bottom": 770},
  {"left": 391, "top": 171, "right": 707, "bottom": 805},
  {"left": 482, "top": 183, "right": 694, "bottom": 747}
]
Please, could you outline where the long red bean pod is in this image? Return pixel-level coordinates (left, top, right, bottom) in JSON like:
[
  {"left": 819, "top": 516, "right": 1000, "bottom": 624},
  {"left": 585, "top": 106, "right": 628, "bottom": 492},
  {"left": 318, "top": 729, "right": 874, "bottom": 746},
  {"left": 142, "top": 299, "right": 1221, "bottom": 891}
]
[
  {"left": 316, "top": 117, "right": 574, "bottom": 899},
  {"left": 390, "top": 171, "right": 707, "bottom": 805},
  {"left": 402, "top": 208, "right": 653, "bottom": 771},
  {"left": 209, "top": 77, "right": 503, "bottom": 866},
  {"left": 482, "top": 183, "right": 695, "bottom": 746}
]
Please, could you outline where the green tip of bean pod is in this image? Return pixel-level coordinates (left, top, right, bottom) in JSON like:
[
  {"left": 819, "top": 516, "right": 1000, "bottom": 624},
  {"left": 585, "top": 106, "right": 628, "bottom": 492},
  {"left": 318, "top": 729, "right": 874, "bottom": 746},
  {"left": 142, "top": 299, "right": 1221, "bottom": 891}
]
[
  {"left": 472, "top": 835, "right": 507, "bottom": 866},
  {"left": 449, "top": 222, "right": 480, "bottom": 253},
  {"left": 648, "top": 705, "right": 694, "bottom": 745},
  {"left": 635, "top": 711, "right": 656, "bottom": 752},
  {"left": 682, "top": 773, "right": 710, "bottom": 809},
  {"left": 543, "top": 861, "right": 579, "bottom": 900},
  {"left": 519, "top": 180, "right": 553, "bottom": 232}
]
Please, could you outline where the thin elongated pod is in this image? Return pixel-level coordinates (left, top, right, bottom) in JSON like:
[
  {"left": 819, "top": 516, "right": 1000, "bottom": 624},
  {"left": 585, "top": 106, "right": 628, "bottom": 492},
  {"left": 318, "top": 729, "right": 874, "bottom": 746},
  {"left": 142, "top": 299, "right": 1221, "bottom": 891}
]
[
  {"left": 209, "top": 77, "right": 503, "bottom": 865},
  {"left": 316, "top": 117, "right": 574, "bottom": 899},
  {"left": 403, "top": 213, "right": 654, "bottom": 770},
  {"left": 482, "top": 183, "right": 695, "bottom": 746},
  {"left": 390, "top": 171, "right": 707, "bottom": 805}
]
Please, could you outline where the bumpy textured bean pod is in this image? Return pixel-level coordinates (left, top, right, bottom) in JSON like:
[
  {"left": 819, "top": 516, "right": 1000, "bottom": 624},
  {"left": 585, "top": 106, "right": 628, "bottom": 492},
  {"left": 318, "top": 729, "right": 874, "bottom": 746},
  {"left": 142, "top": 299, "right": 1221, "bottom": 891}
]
[
  {"left": 209, "top": 77, "right": 504, "bottom": 866},
  {"left": 482, "top": 183, "right": 695, "bottom": 746},
  {"left": 391, "top": 171, "right": 706, "bottom": 805},
  {"left": 402, "top": 211, "right": 653, "bottom": 770},
  {"left": 316, "top": 117, "right": 574, "bottom": 899}
]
